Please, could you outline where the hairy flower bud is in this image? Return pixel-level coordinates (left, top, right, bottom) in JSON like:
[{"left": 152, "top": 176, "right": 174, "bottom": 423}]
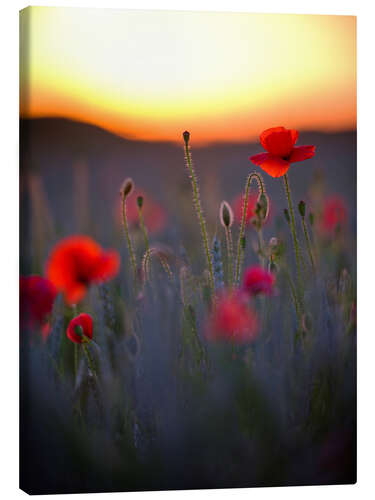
[
  {"left": 298, "top": 200, "right": 306, "bottom": 218},
  {"left": 120, "top": 177, "right": 134, "bottom": 198},
  {"left": 137, "top": 195, "right": 144, "bottom": 209},
  {"left": 256, "top": 192, "right": 269, "bottom": 221},
  {"left": 183, "top": 130, "right": 190, "bottom": 145},
  {"left": 219, "top": 201, "right": 233, "bottom": 228}
]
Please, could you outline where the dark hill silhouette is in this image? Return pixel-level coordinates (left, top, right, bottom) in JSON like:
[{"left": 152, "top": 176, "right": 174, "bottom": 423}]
[{"left": 20, "top": 117, "right": 356, "bottom": 243}]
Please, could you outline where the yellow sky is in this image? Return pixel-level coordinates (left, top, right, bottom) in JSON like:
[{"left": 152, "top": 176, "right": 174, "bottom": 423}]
[{"left": 20, "top": 7, "right": 356, "bottom": 143}]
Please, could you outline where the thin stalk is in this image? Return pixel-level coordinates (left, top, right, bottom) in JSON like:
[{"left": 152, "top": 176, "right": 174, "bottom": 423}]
[
  {"left": 301, "top": 217, "right": 316, "bottom": 273},
  {"left": 72, "top": 304, "right": 79, "bottom": 380},
  {"left": 121, "top": 194, "right": 137, "bottom": 284},
  {"left": 184, "top": 139, "right": 215, "bottom": 295},
  {"left": 235, "top": 172, "right": 265, "bottom": 286},
  {"left": 283, "top": 174, "right": 302, "bottom": 285},
  {"left": 224, "top": 226, "right": 234, "bottom": 287},
  {"left": 82, "top": 343, "right": 97, "bottom": 379},
  {"left": 137, "top": 206, "right": 150, "bottom": 254},
  {"left": 284, "top": 269, "right": 301, "bottom": 318},
  {"left": 257, "top": 228, "right": 265, "bottom": 268}
]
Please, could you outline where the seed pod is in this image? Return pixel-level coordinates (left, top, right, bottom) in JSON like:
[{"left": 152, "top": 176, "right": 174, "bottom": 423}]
[
  {"left": 183, "top": 130, "right": 190, "bottom": 145},
  {"left": 137, "top": 195, "right": 144, "bottom": 209}
]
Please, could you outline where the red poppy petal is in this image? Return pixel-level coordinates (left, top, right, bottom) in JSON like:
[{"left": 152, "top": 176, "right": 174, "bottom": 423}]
[
  {"left": 289, "top": 145, "right": 315, "bottom": 163},
  {"left": 250, "top": 153, "right": 290, "bottom": 178},
  {"left": 78, "top": 313, "right": 93, "bottom": 340},
  {"left": 67, "top": 313, "right": 93, "bottom": 343},
  {"left": 92, "top": 251, "right": 120, "bottom": 281},
  {"left": 290, "top": 129, "right": 299, "bottom": 146},
  {"left": 250, "top": 152, "right": 271, "bottom": 165},
  {"left": 260, "top": 127, "right": 286, "bottom": 150},
  {"left": 66, "top": 284, "right": 86, "bottom": 306},
  {"left": 260, "top": 127, "right": 296, "bottom": 157}
]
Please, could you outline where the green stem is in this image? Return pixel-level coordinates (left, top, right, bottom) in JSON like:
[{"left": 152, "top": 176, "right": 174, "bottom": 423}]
[
  {"left": 121, "top": 194, "right": 137, "bottom": 285},
  {"left": 257, "top": 228, "right": 265, "bottom": 268},
  {"left": 283, "top": 174, "right": 302, "bottom": 285},
  {"left": 225, "top": 226, "right": 234, "bottom": 288},
  {"left": 184, "top": 142, "right": 215, "bottom": 295},
  {"left": 235, "top": 172, "right": 265, "bottom": 286},
  {"left": 302, "top": 217, "right": 316, "bottom": 273},
  {"left": 72, "top": 304, "right": 79, "bottom": 380},
  {"left": 82, "top": 344, "right": 97, "bottom": 379},
  {"left": 138, "top": 207, "right": 150, "bottom": 254}
]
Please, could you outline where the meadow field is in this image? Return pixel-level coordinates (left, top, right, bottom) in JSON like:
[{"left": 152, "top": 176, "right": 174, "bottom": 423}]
[{"left": 20, "top": 118, "right": 356, "bottom": 494}]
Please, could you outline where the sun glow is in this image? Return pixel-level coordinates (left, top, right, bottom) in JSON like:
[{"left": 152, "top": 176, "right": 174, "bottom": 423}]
[{"left": 20, "top": 7, "right": 356, "bottom": 143}]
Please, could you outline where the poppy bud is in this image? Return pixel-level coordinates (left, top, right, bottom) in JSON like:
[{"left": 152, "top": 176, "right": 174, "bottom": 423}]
[
  {"left": 183, "top": 130, "right": 190, "bottom": 145},
  {"left": 298, "top": 200, "right": 306, "bottom": 218},
  {"left": 120, "top": 178, "right": 134, "bottom": 198},
  {"left": 284, "top": 209, "right": 290, "bottom": 224},
  {"left": 309, "top": 212, "right": 315, "bottom": 226},
  {"left": 241, "top": 236, "right": 246, "bottom": 250},
  {"left": 219, "top": 201, "right": 233, "bottom": 228},
  {"left": 256, "top": 193, "right": 269, "bottom": 221},
  {"left": 137, "top": 195, "right": 144, "bottom": 209}
]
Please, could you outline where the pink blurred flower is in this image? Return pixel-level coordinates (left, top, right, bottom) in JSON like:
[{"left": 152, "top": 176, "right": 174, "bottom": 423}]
[
  {"left": 319, "top": 196, "right": 348, "bottom": 235},
  {"left": 118, "top": 188, "right": 167, "bottom": 234},
  {"left": 20, "top": 275, "right": 57, "bottom": 337},
  {"left": 242, "top": 266, "right": 275, "bottom": 296},
  {"left": 232, "top": 192, "right": 272, "bottom": 227},
  {"left": 205, "top": 291, "right": 258, "bottom": 344}
]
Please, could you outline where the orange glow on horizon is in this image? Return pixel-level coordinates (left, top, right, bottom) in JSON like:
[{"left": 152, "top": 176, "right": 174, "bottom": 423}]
[{"left": 20, "top": 7, "right": 356, "bottom": 144}]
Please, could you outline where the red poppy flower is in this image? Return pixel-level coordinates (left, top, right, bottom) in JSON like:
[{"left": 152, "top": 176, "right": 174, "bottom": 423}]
[
  {"left": 20, "top": 275, "right": 57, "bottom": 334},
  {"left": 46, "top": 236, "right": 120, "bottom": 305},
  {"left": 205, "top": 292, "right": 258, "bottom": 343},
  {"left": 243, "top": 266, "right": 275, "bottom": 296},
  {"left": 319, "top": 196, "right": 348, "bottom": 234},
  {"left": 250, "top": 127, "right": 315, "bottom": 178},
  {"left": 67, "top": 313, "right": 93, "bottom": 344},
  {"left": 232, "top": 192, "right": 272, "bottom": 226},
  {"left": 117, "top": 188, "right": 167, "bottom": 234}
]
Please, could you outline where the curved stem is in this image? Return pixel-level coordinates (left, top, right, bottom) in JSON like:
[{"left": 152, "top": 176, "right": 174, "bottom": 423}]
[
  {"left": 283, "top": 174, "right": 302, "bottom": 285},
  {"left": 235, "top": 172, "right": 265, "bottom": 286},
  {"left": 184, "top": 143, "right": 215, "bottom": 295},
  {"left": 302, "top": 217, "right": 316, "bottom": 274},
  {"left": 225, "top": 227, "right": 234, "bottom": 287}
]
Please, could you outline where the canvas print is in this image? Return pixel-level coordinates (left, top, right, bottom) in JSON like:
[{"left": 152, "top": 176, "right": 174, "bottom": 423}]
[{"left": 19, "top": 7, "right": 356, "bottom": 494}]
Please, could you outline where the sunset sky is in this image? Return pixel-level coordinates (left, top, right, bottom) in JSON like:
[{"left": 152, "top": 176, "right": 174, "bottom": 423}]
[{"left": 20, "top": 7, "right": 356, "bottom": 144}]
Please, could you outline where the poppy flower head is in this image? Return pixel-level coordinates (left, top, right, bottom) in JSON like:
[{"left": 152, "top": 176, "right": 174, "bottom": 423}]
[
  {"left": 118, "top": 188, "right": 167, "bottom": 234},
  {"left": 243, "top": 266, "right": 275, "bottom": 296},
  {"left": 67, "top": 313, "right": 93, "bottom": 344},
  {"left": 46, "top": 236, "right": 120, "bottom": 305},
  {"left": 205, "top": 291, "right": 258, "bottom": 344},
  {"left": 320, "top": 196, "right": 348, "bottom": 235},
  {"left": 20, "top": 275, "right": 57, "bottom": 333},
  {"left": 250, "top": 126, "right": 315, "bottom": 178}
]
